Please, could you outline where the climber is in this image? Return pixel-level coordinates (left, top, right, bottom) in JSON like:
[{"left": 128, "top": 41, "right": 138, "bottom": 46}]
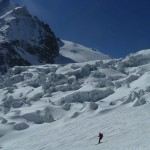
[{"left": 98, "top": 132, "right": 103, "bottom": 143}]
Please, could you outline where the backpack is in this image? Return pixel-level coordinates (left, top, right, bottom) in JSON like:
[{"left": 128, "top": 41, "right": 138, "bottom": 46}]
[{"left": 99, "top": 133, "right": 103, "bottom": 139}]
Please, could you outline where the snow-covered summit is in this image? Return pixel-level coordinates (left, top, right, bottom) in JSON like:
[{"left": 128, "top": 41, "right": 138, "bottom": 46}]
[
  {"left": 0, "top": 5, "right": 46, "bottom": 44},
  {"left": 55, "top": 40, "right": 110, "bottom": 63},
  {"left": 0, "top": 1, "right": 59, "bottom": 73}
]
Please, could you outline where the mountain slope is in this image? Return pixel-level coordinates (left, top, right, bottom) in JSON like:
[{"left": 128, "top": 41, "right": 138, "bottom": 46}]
[
  {"left": 0, "top": 49, "right": 150, "bottom": 150},
  {"left": 0, "top": 0, "right": 111, "bottom": 73},
  {"left": 0, "top": 0, "right": 59, "bottom": 73},
  {"left": 55, "top": 40, "right": 110, "bottom": 64}
]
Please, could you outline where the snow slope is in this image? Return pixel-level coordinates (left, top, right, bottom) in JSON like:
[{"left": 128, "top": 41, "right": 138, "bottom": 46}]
[
  {"left": 0, "top": 49, "right": 150, "bottom": 150},
  {"left": 55, "top": 40, "right": 110, "bottom": 63}
]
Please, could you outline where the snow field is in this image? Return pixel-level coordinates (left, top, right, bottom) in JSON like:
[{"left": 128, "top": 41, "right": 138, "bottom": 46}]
[{"left": 0, "top": 49, "right": 150, "bottom": 149}]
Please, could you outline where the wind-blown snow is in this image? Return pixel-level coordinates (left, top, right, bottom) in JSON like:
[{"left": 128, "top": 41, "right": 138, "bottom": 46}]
[{"left": 0, "top": 49, "right": 150, "bottom": 149}]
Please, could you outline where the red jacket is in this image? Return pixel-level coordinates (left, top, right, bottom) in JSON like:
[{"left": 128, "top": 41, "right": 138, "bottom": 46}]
[{"left": 99, "top": 133, "right": 103, "bottom": 139}]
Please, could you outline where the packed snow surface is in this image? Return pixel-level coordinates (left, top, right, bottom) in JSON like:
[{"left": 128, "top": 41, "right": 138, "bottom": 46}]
[{"left": 0, "top": 49, "right": 150, "bottom": 150}]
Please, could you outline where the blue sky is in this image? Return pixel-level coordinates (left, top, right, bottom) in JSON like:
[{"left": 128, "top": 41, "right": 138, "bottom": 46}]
[{"left": 11, "top": 0, "right": 150, "bottom": 58}]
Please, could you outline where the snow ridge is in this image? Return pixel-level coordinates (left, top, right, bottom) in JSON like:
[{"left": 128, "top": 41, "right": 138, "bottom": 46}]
[{"left": 55, "top": 40, "right": 110, "bottom": 63}]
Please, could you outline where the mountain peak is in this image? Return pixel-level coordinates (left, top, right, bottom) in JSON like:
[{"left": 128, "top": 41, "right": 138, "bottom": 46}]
[
  {"left": 0, "top": 2, "right": 59, "bottom": 73},
  {"left": 13, "top": 6, "right": 31, "bottom": 17}
]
